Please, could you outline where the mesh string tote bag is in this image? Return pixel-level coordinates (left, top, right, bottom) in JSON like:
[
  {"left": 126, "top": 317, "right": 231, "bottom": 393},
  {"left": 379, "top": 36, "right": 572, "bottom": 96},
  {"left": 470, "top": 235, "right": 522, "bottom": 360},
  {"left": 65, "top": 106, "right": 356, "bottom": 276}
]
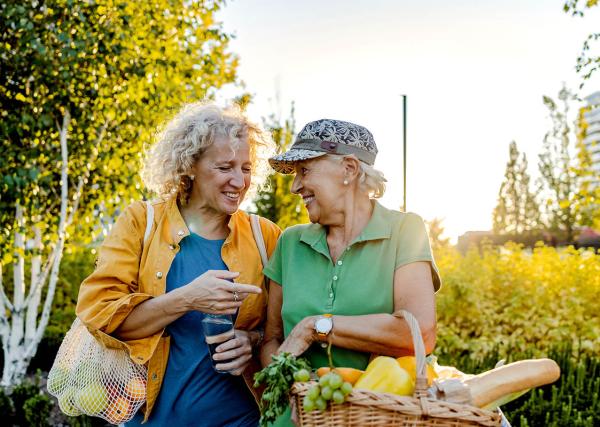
[{"left": 47, "top": 201, "right": 154, "bottom": 424}]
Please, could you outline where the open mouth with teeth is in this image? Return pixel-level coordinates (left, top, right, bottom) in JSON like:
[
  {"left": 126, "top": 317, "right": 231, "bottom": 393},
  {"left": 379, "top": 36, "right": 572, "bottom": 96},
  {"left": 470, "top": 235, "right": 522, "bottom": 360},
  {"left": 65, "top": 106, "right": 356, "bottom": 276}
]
[
  {"left": 302, "top": 195, "right": 315, "bottom": 206},
  {"left": 223, "top": 192, "right": 240, "bottom": 201}
]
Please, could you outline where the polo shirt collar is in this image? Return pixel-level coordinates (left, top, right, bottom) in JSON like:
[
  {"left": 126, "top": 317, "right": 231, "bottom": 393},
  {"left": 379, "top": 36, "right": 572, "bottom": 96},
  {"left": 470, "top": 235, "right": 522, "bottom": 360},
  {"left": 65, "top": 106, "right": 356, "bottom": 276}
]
[
  {"left": 299, "top": 223, "right": 328, "bottom": 258},
  {"left": 353, "top": 201, "right": 392, "bottom": 243},
  {"left": 299, "top": 200, "right": 392, "bottom": 256}
]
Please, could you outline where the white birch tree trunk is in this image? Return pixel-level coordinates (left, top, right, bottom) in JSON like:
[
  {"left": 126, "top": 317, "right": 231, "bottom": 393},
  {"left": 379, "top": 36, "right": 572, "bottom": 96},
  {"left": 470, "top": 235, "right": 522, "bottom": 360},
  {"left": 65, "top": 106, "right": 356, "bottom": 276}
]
[
  {"left": 0, "top": 111, "right": 107, "bottom": 386},
  {"left": 3, "top": 205, "right": 26, "bottom": 385},
  {"left": 25, "top": 224, "right": 42, "bottom": 346},
  {"left": 1, "top": 112, "right": 71, "bottom": 386}
]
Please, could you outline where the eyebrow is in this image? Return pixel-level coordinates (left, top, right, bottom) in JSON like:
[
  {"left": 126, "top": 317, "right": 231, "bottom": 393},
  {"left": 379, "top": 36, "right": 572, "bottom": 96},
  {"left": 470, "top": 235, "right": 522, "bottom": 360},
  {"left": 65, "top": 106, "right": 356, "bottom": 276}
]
[{"left": 214, "top": 160, "right": 252, "bottom": 166}]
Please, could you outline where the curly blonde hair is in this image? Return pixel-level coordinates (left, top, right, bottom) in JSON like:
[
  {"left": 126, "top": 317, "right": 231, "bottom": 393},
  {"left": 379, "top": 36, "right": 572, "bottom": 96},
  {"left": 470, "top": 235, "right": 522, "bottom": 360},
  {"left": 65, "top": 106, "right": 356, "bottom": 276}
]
[{"left": 143, "top": 102, "right": 274, "bottom": 203}]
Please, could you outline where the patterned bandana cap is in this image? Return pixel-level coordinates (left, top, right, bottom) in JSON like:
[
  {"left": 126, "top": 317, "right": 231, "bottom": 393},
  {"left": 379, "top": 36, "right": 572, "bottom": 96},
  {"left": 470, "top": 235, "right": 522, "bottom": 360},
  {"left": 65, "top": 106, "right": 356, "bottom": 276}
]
[{"left": 268, "top": 119, "right": 378, "bottom": 174}]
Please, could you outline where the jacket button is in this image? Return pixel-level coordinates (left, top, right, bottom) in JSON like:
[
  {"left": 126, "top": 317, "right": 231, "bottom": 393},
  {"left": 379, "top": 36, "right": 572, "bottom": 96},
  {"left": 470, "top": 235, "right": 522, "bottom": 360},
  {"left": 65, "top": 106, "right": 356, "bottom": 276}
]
[
  {"left": 156, "top": 271, "right": 163, "bottom": 279},
  {"left": 169, "top": 244, "right": 176, "bottom": 250},
  {"left": 152, "top": 372, "right": 158, "bottom": 380}
]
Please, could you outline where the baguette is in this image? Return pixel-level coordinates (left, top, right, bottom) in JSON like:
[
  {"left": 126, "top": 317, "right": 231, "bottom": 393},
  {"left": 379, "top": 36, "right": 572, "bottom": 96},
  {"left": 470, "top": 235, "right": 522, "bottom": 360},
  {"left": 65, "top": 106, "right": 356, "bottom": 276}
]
[{"left": 464, "top": 358, "right": 560, "bottom": 408}]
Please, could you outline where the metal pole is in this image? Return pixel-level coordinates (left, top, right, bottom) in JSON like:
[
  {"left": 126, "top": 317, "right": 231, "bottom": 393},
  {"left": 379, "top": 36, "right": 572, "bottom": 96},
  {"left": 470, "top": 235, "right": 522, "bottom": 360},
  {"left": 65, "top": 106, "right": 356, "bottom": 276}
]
[{"left": 403, "top": 95, "right": 407, "bottom": 212}]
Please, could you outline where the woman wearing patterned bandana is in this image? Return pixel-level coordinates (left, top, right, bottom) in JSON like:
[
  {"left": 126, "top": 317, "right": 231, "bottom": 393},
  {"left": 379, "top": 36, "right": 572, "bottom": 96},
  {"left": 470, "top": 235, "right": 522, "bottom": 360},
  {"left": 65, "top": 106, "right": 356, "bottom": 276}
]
[{"left": 260, "top": 119, "right": 441, "bottom": 426}]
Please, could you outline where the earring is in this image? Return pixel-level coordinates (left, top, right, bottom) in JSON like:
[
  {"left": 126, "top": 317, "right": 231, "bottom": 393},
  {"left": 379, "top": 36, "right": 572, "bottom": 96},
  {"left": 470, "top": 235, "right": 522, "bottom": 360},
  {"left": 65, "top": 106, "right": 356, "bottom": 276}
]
[
  {"left": 343, "top": 179, "right": 348, "bottom": 185},
  {"left": 189, "top": 175, "right": 195, "bottom": 181}
]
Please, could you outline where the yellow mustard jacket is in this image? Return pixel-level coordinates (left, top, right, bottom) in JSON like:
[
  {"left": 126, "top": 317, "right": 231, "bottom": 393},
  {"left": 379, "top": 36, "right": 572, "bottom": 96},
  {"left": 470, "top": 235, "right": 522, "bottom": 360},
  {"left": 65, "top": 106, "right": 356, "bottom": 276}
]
[{"left": 76, "top": 197, "right": 281, "bottom": 421}]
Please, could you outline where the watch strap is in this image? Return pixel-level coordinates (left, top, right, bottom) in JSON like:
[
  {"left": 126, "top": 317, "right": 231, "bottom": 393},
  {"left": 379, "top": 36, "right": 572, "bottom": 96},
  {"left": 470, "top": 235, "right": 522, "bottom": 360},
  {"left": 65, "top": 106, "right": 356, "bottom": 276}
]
[{"left": 316, "top": 313, "right": 333, "bottom": 340}]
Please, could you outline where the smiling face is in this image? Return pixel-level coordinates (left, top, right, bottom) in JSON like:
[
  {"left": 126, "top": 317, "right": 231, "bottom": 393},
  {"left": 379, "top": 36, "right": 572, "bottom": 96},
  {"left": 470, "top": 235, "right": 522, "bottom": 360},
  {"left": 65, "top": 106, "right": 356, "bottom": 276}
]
[
  {"left": 189, "top": 135, "right": 252, "bottom": 216},
  {"left": 291, "top": 156, "right": 346, "bottom": 224}
]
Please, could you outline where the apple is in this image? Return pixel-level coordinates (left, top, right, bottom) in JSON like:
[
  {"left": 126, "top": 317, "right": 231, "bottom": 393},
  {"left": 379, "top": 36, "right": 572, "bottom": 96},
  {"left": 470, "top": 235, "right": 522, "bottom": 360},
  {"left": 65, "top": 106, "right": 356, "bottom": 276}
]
[
  {"left": 105, "top": 396, "right": 133, "bottom": 424},
  {"left": 58, "top": 387, "right": 81, "bottom": 417},
  {"left": 75, "top": 382, "right": 109, "bottom": 415},
  {"left": 104, "top": 380, "right": 123, "bottom": 400},
  {"left": 48, "top": 366, "right": 71, "bottom": 393},
  {"left": 72, "top": 360, "right": 96, "bottom": 387},
  {"left": 124, "top": 377, "right": 146, "bottom": 403}
]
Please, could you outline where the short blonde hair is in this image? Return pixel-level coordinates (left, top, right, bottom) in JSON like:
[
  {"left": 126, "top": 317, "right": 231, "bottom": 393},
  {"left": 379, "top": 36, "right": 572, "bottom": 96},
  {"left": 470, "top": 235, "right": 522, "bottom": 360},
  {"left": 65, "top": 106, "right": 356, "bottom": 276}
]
[
  {"left": 143, "top": 102, "right": 274, "bottom": 202},
  {"left": 327, "top": 154, "right": 387, "bottom": 198}
]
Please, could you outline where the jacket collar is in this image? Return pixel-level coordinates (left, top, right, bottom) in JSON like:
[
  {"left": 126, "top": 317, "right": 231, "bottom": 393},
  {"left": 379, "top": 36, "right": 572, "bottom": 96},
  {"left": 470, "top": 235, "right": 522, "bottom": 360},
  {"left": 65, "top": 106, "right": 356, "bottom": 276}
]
[
  {"left": 166, "top": 196, "right": 244, "bottom": 245},
  {"left": 167, "top": 196, "right": 190, "bottom": 244}
]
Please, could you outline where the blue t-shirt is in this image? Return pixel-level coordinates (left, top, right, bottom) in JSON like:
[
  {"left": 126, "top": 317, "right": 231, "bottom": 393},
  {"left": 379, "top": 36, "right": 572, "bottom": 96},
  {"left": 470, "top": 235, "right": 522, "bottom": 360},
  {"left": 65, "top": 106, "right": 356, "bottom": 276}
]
[{"left": 127, "top": 233, "right": 259, "bottom": 427}]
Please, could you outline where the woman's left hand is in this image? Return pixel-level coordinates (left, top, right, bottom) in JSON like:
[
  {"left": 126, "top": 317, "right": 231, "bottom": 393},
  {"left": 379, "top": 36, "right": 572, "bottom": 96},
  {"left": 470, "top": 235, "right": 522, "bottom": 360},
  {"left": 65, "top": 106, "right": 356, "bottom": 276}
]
[
  {"left": 277, "top": 316, "right": 317, "bottom": 357},
  {"left": 213, "top": 330, "right": 253, "bottom": 375}
]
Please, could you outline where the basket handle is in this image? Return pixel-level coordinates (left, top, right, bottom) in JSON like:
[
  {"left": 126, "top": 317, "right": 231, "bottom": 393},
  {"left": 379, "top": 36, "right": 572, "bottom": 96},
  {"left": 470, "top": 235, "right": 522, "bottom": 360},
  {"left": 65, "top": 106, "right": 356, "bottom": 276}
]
[{"left": 396, "top": 309, "right": 428, "bottom": 398}]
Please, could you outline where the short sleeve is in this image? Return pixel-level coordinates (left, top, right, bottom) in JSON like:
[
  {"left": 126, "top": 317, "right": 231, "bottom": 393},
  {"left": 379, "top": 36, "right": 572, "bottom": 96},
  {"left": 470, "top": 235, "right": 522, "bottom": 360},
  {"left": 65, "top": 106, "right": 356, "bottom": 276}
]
[
  {"left": 263, "top": 232, "right": 284, "bottom": 285},
  {"left": 394, "top": 213, "right": 441, "bottom": 292}
]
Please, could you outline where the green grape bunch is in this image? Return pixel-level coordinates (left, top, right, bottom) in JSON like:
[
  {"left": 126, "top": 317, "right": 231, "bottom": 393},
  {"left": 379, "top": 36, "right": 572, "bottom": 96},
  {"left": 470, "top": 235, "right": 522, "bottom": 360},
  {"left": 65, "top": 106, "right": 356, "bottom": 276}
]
[{"left": 302, "top": 372, "right": 353, "bottom": 412}]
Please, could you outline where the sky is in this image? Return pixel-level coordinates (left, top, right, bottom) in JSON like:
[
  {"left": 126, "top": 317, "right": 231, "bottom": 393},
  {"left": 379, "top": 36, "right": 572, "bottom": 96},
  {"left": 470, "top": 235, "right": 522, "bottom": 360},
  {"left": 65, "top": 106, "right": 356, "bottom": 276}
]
[{"left": 215, "top": 0, "right": 600, "bottom": 242}]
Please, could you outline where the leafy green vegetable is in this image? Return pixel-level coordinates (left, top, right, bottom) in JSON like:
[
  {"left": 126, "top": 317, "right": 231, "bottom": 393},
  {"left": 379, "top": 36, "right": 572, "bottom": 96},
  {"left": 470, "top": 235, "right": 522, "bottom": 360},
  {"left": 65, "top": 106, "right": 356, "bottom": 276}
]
[{"left": 254, "top": 353, "right": 311, "bottom": 426}]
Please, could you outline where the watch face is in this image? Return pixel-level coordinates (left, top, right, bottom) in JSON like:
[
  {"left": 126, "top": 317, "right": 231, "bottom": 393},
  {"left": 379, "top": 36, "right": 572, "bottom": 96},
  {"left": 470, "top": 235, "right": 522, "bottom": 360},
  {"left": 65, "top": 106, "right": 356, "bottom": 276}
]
[{"left": 315, "top": 317, "right": 333, "bottom": 334}]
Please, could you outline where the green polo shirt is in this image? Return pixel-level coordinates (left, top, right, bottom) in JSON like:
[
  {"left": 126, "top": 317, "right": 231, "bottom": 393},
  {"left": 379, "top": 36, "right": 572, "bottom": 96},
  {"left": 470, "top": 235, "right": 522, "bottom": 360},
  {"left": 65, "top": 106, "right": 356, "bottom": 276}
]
[{"left": 263, "top": 201, "right": 441, "bottom": 371}]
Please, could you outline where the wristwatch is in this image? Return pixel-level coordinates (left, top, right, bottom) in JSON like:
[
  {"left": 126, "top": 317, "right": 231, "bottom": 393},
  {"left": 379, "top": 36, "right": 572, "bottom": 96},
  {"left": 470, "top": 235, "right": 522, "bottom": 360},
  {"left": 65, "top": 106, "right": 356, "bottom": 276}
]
[{"left": 314, "top": 314, "right": 333, "bottom": 348}]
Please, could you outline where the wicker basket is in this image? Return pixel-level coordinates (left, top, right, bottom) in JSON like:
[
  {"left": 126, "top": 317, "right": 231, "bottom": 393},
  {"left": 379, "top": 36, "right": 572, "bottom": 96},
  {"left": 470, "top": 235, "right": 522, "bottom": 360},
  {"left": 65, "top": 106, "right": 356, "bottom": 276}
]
[{"left": 290, "top": 310, "right": 502, "bottom": 427}]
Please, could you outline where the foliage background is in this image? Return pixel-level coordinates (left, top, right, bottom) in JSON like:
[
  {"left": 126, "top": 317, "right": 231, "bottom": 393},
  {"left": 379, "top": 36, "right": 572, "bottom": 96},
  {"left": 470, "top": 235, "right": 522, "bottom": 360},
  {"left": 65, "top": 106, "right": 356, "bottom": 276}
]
[
  {"left": 432, "top": 243, "right": 600, "bottom": 426},
  {"left": 434, "top": 243, "right": 600, "bottom": 359},
  {"left": 0, "top": 0, "right": 598, "bottom": 425}
]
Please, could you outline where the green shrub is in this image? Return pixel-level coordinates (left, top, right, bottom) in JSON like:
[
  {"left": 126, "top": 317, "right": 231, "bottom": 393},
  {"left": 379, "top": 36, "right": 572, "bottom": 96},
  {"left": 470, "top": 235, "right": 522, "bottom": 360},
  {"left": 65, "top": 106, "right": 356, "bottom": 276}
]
[
  {"left": 66, "top": 414, "right": 111, "bottom": 426},
  {"left": 11, "top": 381, "right": 39, "bottom": 426},
  {"left": 504, "top": 348, "right": 600, "bottom": 427},
  {"left": 437, "top": 345, "right": 599, "bottom": 426},
  {"left": 435, "top": 244, "right": 600, "bottom": 359},
  {"left": 432, "top": 243, "right": 599, "bottom": 425},
  {"left": 23, "top": 393, "right": 52, "bottom": 427},
  {"left": 0, "top": 386, "right": 14, "bottom": 418}
]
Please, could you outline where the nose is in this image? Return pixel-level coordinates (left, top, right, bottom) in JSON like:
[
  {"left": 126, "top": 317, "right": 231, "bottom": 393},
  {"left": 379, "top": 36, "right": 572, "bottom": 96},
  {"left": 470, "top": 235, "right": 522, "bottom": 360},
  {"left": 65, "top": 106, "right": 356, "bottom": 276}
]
[
  {"left": 290, "top": 174, "right": 302, "bottom": 194},
  {"left": 230, "top": 168, "right": 245, "bottom": 189}
]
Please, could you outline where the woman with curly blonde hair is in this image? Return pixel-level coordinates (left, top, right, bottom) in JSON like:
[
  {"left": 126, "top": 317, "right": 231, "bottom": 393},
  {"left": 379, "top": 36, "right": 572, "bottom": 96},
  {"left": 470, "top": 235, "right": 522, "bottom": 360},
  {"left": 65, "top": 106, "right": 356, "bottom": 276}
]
[{"left": 76, "top": 102, "right": 281, "bottom": 426}]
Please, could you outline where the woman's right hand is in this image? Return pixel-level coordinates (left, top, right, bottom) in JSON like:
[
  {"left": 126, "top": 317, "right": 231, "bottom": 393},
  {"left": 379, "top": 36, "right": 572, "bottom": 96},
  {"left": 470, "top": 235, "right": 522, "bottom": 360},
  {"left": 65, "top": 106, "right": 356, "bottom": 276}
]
[{"left": 179, "top": 270, "right": 261, "bottom": 315}]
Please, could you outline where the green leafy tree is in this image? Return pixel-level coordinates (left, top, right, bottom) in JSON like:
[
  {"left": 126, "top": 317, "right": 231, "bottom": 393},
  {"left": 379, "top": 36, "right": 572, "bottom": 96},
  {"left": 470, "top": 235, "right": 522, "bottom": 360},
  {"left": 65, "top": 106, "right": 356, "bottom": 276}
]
[
  {"left": 564, "top": 0, "right": 600, "bottom": 85},
  {"left": 0, "top": 0, "right": 238, "bottom": 386},
  {"left": 493, "top": 141, "right": 540, "bottom": 235},
  {"left": 424, "top": 217, "right": 450, "bottom": 252},
  {"left": 538, "top": 87, "right": 583, "bottom": 242},
  {"left": 575, "top": 106, "right": 600, "bottom": 229},
  {"left": 253, "top": 103, "right": 309, "bottom": 229}
]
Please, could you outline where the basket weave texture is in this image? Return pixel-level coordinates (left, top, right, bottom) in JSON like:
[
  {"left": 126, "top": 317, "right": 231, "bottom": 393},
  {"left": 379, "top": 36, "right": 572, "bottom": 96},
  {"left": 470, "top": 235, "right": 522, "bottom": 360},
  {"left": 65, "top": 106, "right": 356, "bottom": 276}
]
[{"left": 289, "top": 310, "right": 502, "bottom": 427}]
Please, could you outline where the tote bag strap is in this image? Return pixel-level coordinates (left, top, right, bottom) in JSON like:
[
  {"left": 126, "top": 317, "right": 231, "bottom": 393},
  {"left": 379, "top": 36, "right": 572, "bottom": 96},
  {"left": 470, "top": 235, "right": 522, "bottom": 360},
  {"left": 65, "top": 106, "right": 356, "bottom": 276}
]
[
  {"left": 143, "top": 200, "right": 154, "bottom": 247},
  {"left": 250, "top": 214, "right": 270, "bottom": 292}
]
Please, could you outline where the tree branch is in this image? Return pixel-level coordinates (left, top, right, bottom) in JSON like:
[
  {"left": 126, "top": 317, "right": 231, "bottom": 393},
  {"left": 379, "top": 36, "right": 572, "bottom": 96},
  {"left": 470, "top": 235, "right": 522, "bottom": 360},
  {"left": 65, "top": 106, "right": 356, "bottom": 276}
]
[{"left": 22, "top": 119, "right": 107, "bottom": 309}]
